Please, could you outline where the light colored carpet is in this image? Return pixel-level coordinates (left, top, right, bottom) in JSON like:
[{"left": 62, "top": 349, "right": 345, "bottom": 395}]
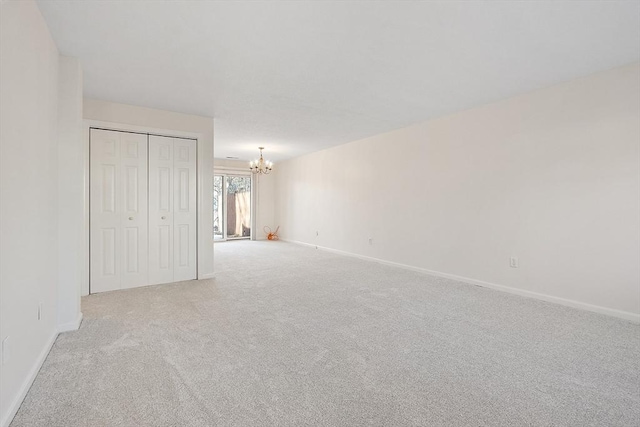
[{"left": 11, "top": 241, "right": 640, "bottom": 426}]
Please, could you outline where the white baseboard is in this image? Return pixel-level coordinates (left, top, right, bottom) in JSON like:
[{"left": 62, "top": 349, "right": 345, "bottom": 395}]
[
  {"left": 58, "top": 312, "right": 83, "bottom": 333},
  {"left": 199, "top": 272, "right": 216, "bottom": 280},
  {"left": 282, "top": 239, "right": 640, "bottom": 324},
  {"left": 1, "top": 332, "right": 58, "bottom": 427},
  {"left": 2, "top": 313, "right": 83, "bottom": 427}
]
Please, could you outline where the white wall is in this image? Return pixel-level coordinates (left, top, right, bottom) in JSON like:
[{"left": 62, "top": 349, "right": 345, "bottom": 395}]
[
  {"left": 213, "top": 158, "right": 276, "bottom": 240},
  {"left": 275, "top": 63, "right": 640, "bottom": 322},
  {"left": 57, "top": 56, "right": 84, "bottom": 332},
  {"left": 255, "top": 172, "right": 276, "bottom": 239},
  {"left": 83, "top": 99, "right": 215, "bottom": 291},
  {"left": 0, "top": 1, "right": 61, "bottom": 424}
]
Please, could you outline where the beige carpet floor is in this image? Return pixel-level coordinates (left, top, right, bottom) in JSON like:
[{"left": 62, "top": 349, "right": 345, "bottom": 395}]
[{"left": 11, "top": 240, "right": 640, "bottom": 426}]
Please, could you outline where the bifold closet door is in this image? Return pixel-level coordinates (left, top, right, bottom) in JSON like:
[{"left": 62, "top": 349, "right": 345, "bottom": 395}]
[
  {"left": 172, "top": 138, "right": 197, "bottom": 281},
  {"left": 90, "top": 129, "right": 148, "bottom": 293},
  {"left": 149, "top": 136, "right": 197, "bottom": 285}
]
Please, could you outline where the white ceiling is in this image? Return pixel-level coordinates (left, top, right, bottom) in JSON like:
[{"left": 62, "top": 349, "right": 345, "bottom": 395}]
[{"left": 37, "top": 1, "right": 639, "bottom": 162}]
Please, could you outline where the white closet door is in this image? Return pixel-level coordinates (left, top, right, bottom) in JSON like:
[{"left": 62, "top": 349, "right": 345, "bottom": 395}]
[
  {"left": 173, "top": 138, "right": 197, "bottom": 281},
  {"left": 148, "top": 136, "right": 197, "bottom": 284},
  {"left": 90, "top": 130, "right": 120, "bottom": 292},
  {"left": 148, "top": 135, "right": 175, "bottom": 285},
  {"left": 90, "top": 129, "right": 148, "bottom": 293},
  {"left": 120, "top": 132, "right": 149, "bottom": 289}
]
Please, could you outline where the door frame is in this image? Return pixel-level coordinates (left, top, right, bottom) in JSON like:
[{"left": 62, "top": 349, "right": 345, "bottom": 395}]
[
  {"left": 213, "top": 171, "right": 255, "bottom": 242},
  {"left": 213, "top": 172, "right": 257, "bottom": 243},
  {"left": 84, "top": 120, "right": 205, "bottom": 296}
]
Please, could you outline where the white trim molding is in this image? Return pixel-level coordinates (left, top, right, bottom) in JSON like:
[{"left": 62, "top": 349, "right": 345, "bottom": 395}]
[
  {"left": 58, "top": 312, "right": 83, "bottom": 334},
  {"left": 1, "top": 333, "right": 58, "bottom": 427},
  {"left": 4, "top": 312, "right": 84, "bottom": 426},
  {"left": 282, "top": 239, "right": 640, "bottom": 324}
]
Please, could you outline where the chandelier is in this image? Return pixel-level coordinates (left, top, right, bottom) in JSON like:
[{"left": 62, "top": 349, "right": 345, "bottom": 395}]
[{"left": 249, "top": 147, "right": 273, "bottom": 175}]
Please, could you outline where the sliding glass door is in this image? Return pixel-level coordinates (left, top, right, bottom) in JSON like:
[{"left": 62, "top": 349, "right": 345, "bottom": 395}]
[
  {"left": 225, "top": 175, "right": 252, "bottom": 238},
  {"left": 213, "top": 174, "right": 252, "bottom": 241},
  {"left": 214, "top": 175, "right": 224, "bottom": 240}
]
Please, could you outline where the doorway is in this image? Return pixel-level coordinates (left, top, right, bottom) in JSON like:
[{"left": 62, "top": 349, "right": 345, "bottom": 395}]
[{"left": 214, "top": 174, "right": 252, "bottom": 241}]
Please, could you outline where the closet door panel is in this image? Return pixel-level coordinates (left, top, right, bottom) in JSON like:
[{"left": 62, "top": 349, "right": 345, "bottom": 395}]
[
  {"left": 90, "top": 129, "right": 149, "bottom": 293},
  {"left": 90, "top": 129, "right": 121, "bottom": 293},
  {"left": 120, "top": 132, "right": 149, "bottom": 289},
  {"left": 149, "top": 135, "right": 175, "bottom": 285},
  {"left": 173, "top": 138, "right": 197, "bottom": 281}
]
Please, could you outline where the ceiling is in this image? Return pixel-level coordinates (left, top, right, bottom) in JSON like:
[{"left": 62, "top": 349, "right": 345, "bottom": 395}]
[{"left": 37, "top": 1, "right": 640, "bottom": 162}]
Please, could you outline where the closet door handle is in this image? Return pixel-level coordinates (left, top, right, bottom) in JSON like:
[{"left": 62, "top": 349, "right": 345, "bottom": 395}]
[
  {"left": 128, "top": 217, "right": 134, "bottom": 220},
  {"left": 161, "top": 216, "right": 166, "bottom": 220}
]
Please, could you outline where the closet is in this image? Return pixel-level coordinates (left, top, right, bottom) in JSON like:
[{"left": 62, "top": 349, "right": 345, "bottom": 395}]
[{"left": 90, "top": 129, "right": 197, "bottom": 293}]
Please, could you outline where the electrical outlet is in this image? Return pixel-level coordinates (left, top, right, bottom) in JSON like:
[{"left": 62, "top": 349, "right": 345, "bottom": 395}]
[
  {"left": 38, "top": 302, "right": 42, "bottom": 321},
  {"left": 2, "top": 336, "right": 9, "bottom": 365},
  {"left": 368, "top": 237, "right": 373, "bottom": 245},
  {"left": 510, "top": 257, "right": 519, "bottom": 268}
]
